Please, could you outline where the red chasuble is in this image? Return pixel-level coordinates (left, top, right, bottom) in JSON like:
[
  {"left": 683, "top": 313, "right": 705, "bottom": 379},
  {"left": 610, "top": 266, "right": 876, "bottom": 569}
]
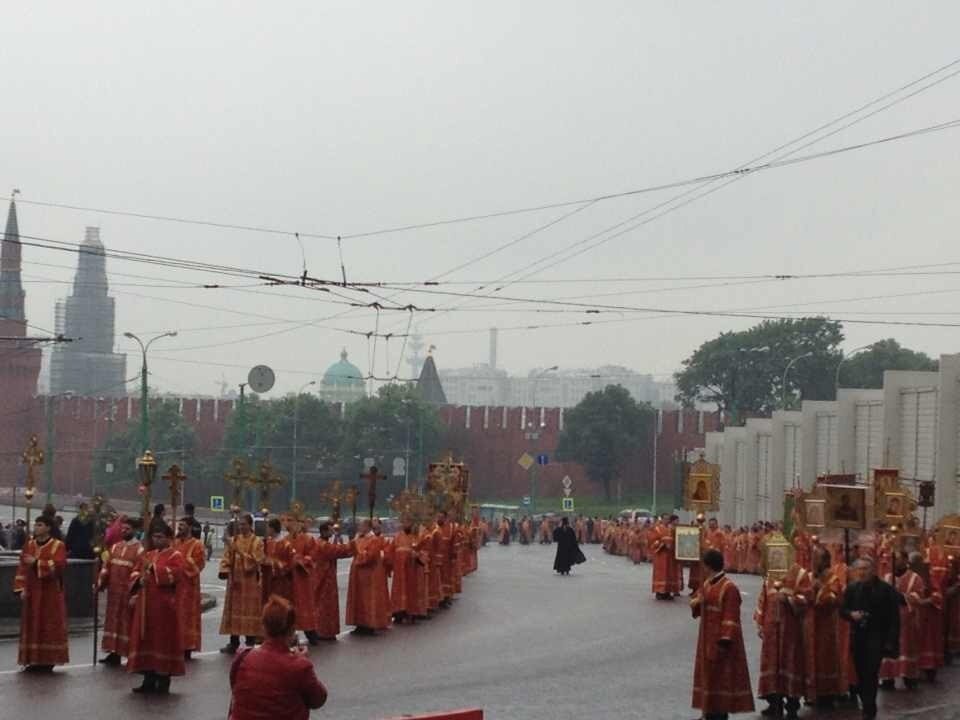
[
  {"left": 219, "top": 533, "right": 265, "bottom": 637},
  {"left": 173, "top": 536, "right": 206, "bottom": 652},
  {"left": 755, "top": 565, "right": 811, "bottom": 700},
  {"left": 804, "top": 568, "right": 844, "bottom": 701},
  {"left": 98, "top": 539, "right": 143, "bottom": 657},
  {"left": 345, "top": 533, "right": 390, "bottom": 631},
  {"left": 311, "top": 537, "right": 355, "bottom": 638},
  {"left": 15, "top": 537, "right": 69, "bottom": 666},
  {"left": 691, "top": 572, "right": 754, "bottom": 715},
  {"left": 880, "top": 570, "right": 925, "bottom": 681},
  {"left": 127, "top": 547, "right": 185, "bottom": 676}
]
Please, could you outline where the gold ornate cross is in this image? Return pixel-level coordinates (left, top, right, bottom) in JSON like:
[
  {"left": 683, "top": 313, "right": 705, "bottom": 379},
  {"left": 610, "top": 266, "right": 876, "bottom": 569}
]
[
  {"left": 21, "top": 434, "right": 44, "bottom": 504},
  {"left": 163, "top": 464, "right": 187, "bottom": 525},
  {"left": 360, "top": 466, "right": 384, "bottom": 521},
  {"left": 251, "top": 461, "right": 285, "bottom": 514},
  {"left": 224, "top": 458, "right": 253, "bottom": 514}
]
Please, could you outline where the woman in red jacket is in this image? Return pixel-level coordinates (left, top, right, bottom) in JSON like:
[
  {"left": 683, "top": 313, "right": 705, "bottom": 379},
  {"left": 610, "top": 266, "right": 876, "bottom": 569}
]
[{"left": 229, "top": 595, "right": 328, "bottom": 720}]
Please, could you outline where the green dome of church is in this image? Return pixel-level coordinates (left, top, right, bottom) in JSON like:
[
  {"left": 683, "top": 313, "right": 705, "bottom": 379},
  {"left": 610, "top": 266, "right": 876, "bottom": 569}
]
[{"left": 322, "top": 349, "right": 364, "bottom": 388}]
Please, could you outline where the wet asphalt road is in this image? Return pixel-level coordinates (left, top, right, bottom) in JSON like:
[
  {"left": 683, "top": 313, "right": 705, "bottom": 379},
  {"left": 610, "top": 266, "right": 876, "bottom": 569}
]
[{"left": 2, "top": 543, "right": 960, "bottom": 720}]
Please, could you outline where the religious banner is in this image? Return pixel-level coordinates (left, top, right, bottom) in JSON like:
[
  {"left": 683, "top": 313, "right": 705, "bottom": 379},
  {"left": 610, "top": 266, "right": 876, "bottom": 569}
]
[
  {"left": 934, "top": 514, "right": 960, "bottom": 555},
  {"left": 871, "top": 468, "right": 919, "bottom": 534},
  {"left": 427, "top": 453, "right": 470, "bottom": 519},
  {"left": 683, "top": 453, "right": 720, "bottom": 513},
  {"left": 674, "top": 525, "right": 702, "bottom": 562},
  {"left": 761, "top": 531, "right": 793, "bottom": 582}
]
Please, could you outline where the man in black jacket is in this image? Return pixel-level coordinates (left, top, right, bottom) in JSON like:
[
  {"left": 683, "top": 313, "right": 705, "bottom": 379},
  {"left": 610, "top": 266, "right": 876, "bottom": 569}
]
[{"left": 840, "top": 557, "right": 902, "bottom": 720}]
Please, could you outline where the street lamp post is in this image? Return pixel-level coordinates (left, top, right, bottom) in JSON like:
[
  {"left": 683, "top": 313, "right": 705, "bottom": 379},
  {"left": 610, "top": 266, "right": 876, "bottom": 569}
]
[
  {"left": 528, "top": 366, "right": 558, "bottom": 515},
  {"left": 124, "top": 331, "right": 178, "bottom": 454},
  {"left": 292, "top": 380, "right": 317, "bottom": 502},
  {"left": 834, "top": 344, "right": 875, "bottom": 398},
  {"left": 781, "top": 352, "right": 814, "bottom": 410}
]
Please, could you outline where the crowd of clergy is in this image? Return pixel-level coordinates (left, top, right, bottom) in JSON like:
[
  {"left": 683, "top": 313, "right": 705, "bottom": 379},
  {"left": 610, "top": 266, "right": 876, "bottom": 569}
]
[
  {"left": 12, "top": 503, "right": 484, "bottom": 695},
  {"left": 604, "top": 513, "right": 960, "bottom": 719}
]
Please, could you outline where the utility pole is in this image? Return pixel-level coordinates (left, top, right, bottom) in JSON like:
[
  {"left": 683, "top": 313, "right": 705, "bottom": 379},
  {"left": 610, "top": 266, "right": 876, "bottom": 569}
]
[
  {"left": 124, "top": 331, "right": 178, "bottom": 453},
  {"left": 45, "top": 394, "right": 55, "bottom": 503},
  {"left": 292, "top": 380, "right": 317, "bottom": 502}
]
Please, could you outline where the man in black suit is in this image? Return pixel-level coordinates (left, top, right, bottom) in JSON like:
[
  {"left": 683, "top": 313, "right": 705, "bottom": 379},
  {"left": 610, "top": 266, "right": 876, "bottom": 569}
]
[{"left": 840, "top": 557, "right": 902, "bottom": 720}]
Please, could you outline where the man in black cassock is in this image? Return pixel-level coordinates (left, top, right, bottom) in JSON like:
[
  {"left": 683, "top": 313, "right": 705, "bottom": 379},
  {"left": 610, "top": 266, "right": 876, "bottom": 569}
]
[{"left": 553, "top": 516, "right": 586, "bottom": 576}]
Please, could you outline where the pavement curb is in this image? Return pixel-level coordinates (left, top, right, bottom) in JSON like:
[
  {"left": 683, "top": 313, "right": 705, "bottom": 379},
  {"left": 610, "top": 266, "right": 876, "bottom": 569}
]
[{"left": 0, "top": 593, "right": 218, "bottom": 640}]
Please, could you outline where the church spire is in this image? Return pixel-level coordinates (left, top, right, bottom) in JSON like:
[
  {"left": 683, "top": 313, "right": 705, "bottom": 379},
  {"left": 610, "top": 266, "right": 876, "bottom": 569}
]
[{"left": 0, "top": 192, "right": 26, "bottom": 333}]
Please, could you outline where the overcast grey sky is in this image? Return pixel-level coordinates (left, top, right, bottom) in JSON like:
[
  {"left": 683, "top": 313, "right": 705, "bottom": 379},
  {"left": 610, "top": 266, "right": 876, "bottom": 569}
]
[{"left": 5, "top": 2, "right": 960, "bottom": 397}]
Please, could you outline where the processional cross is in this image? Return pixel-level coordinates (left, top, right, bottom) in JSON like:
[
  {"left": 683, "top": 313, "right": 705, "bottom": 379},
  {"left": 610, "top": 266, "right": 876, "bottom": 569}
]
[
  {"left": 21, "top": 434, "right": 44, "bottom": 526},
  {"left": 251, "top": 461, "right": 285, "bottom": 514},
  {"left": 163, "top": 464, "right": 187, "bottom": 527},
  {"left": 224, "top": 458, "right": 254, "bottom": 516},
  {"left": 361, "top": 465, "right": 384, "bottom": 521}
]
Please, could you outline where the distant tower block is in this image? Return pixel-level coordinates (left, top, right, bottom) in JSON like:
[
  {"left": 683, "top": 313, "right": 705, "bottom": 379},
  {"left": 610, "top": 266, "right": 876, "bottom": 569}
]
[
  {"left": 489, "top": 327, "right": 498, "bottom": 369},
  {"left": 49, "top": 227, "right": 127, "bottom": 397}
]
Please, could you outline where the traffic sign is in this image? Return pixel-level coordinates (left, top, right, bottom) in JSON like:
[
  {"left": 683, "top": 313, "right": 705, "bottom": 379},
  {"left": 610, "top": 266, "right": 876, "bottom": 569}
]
[
  {"left": 561, "top": 475, "right": 572, "bottom": 489},
  {"left": 517, "top": 453, "right": 535, "bottom": 471},
  {"left": 536, "top": 454, "right": 549, "bottom": 466},
  {"left": 210, "top": 495, "right": 225, "bottom": 512},
  {"left": 561, "top": 497, "right": 574, "bottom": 512},
  {"left": 392, "top": 457, "right": 406, "bottom": 477},
  {"left": 522, "top": 496, "right": 531, "bottom": 506},
  {"left": 563, "top": 488, "right": 572, "bottom": 497},
  {"left": 363, "top": 457, "right": 376, "bottom": 470}
]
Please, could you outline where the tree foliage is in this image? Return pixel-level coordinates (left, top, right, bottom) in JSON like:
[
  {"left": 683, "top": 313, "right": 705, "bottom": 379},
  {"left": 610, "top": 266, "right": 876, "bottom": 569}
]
[
  {"left": 674, "top": 318, "right": 844, "bottom": 421},
  {"left": 555, "top": 385, "right": 654, "bottom": 500},
  {"left": 838, "top": 339, "right": 938, "bottom": 389},
  {"left": 93, "top": 399, "right": 197, "bottom": 498}
]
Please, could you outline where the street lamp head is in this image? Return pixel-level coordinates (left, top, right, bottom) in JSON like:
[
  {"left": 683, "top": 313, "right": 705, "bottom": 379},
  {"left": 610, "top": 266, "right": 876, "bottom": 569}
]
[
  {"left": 123, "top": 332, "right": 135, "bottom": 339},
  {"left": 548, "top": 365, "right": 559, "bottom": 371},
  {"left": 166, "top": 331, "right": 178, "bottom": 338}
]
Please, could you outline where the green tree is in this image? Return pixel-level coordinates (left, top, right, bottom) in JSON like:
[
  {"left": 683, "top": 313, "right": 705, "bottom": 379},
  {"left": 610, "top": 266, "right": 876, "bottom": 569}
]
[
  {"left": 838, "top": 339, "right": 938, "bottom": 389},
  {"left": 94, "top": 398, "right": 197, "bottom": 499},
  {"left": 339, "top": 384, "right": 445, "bottom": 502},
  {"left": 555, "top": 385, "right": 654, "bottom": 500},
  {"left": 206, "top": 394, "right": 344, "bottom": 509},
  {"left": 674, "top": 317, "right": 844, "bottom": 421}
]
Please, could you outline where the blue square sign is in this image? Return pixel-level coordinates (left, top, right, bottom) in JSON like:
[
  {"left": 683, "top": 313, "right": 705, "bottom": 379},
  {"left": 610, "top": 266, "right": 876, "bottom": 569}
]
[{"left": 536, "top": 454, "right": 549, "bottom": 466}]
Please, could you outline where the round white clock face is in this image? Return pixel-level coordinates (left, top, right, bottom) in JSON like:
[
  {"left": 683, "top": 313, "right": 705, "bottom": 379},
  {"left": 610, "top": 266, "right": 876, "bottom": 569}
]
[{"left": 248, "top": 365, "right": 276, "bottom": 393}]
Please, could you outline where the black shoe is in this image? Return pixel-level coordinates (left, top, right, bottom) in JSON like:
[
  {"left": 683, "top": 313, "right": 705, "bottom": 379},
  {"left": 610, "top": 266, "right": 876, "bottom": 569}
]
[
  {"left": 219, "top": 643, "right": 239, "bottom": 654},
  {"left": 879, "top": 679, "right": 895, "bottom": 690},
  {"left": 132, "top": 674, "right": 158, "bottom": 694},
  {"left": 24, "top": 665, "right": 54, "bottom": 674},
  {"left": 183, "top": 650, "right": 193, "bottom": 661},
  {"left": 155, "top": 676, "right": 171, "bottom": 695},
  {"left": 244, "top": 636, "right": 257, "bottom": 647},
  {"left": 304, "top": 631, "right": 321, "bottom": 646},
  {"left": 99, "top": 653, "right": 122, "bottom": 666}
]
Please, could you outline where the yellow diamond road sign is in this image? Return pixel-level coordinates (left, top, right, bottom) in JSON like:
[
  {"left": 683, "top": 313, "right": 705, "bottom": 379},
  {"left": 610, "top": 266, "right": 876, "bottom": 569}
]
[{"left": 517, "top": 452, "right": 535, "bottom": 471}]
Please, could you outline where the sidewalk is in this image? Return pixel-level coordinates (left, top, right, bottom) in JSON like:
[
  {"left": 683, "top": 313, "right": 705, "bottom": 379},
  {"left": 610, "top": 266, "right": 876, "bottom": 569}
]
[{"left": 0, "top": 592, "right": 217, "bottom": 639}]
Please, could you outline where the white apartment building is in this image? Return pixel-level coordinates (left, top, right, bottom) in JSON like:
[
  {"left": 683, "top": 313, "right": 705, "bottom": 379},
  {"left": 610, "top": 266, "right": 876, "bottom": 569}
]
[{"left": 708, "top": 354, "right": 960, "bottom": 527}]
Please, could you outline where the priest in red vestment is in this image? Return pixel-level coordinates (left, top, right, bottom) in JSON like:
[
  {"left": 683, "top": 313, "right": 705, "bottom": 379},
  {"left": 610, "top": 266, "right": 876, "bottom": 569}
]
[
  {"left": 15, "top": 515, "right": 69, "bottom": 671},
  {"left": 880, "top": 551, "right": 925, "bottom": 689},
  {"left": 920, "top": 544, "right": 948, "bottom": 680},
  {"left": 805, "top": 546, "right": 844, "bottom": 706},
  {"left": 97, "top": 516, "right": 143, "bottom": 665},
  {"left": 691, "top": 548, "right": 755, "bottom": 718},
  {"left": 345, "top": 519, "right": 390, "bottom": 634},
  {"left": 261, "top": 517, "right": 294, "bottom": 605},
  {"left": 651, "top": 516, "right": 679, "bottom": 600},
  {"left": 174, "top": 518, "right": 206, "bottom": 659},
  {"left": 755, "top": 562, "right": 812, "bottom": 718},
  {"left": 282, "top": 513, "right": 321, "bottom": 644},
  {"left": 127, "top": 522, "right": 185, "bottom": 694},
  {"left": 389, "top": 516, "right": 429, "bottom": 622},
  {"left": 311, "top": 521, "right": 355, "bottom": 639},
  {"left": 219, "top": 513, "right": 265, "bottom": 652},
  {"left": 434, "top": 511, "right": 458, "bottom": 605}
]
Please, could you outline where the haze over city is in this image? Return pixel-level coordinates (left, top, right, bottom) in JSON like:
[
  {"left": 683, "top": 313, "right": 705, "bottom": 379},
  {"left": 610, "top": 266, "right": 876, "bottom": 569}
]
[{"left": 5, "top": 2, "right": 960, "bottom": 398}]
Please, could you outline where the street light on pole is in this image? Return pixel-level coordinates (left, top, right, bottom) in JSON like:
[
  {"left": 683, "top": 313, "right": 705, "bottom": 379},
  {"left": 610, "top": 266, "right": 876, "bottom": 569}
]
[
  {"left": 124, "top": 331, "right": 178, "bottom": 454},
  {"left": 291, "top": 380, "right": 317, "bottom": 502},
  {"left": 834, "top": 343, "right": 875, "bottom": 398},
  {"left": 527, "top": 366, "right": 558, "bottom": 515},
  {"left": 781, "top": 351, "right": 814, "bottom": 410}
]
